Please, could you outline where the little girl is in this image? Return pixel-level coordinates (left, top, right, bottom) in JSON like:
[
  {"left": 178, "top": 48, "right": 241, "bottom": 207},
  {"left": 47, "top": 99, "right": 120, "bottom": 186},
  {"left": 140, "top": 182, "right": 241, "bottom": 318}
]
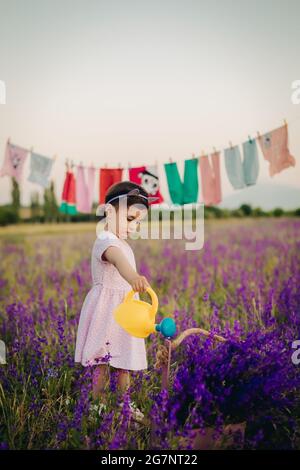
[{"left": 74, "top": 181, "right": 157, "bottom": 422}]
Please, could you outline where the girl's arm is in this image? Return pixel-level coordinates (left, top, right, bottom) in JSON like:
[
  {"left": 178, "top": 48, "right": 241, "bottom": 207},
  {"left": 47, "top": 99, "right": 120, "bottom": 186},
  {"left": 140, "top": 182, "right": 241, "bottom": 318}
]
[{"left": 103, "top": 246, "right": 150, "bottom": 293}]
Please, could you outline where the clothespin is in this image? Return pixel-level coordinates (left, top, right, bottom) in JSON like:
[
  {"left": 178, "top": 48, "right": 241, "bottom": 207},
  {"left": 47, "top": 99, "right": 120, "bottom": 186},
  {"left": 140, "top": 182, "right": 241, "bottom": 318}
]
[
  {"left": 169, "top": 157, "right": 173, "bottom": 163},
  {"left": 213, "top": 146, "right": 217, "bottom": 154},
  {"left": 248, "top": 135, "right": 253, "bottom": 143},
  {"left": 257, "top": 130, "right": 261, "bottom": 138},
  {"left": 65, "top": 158, "right": 70, "bottom": 171},
  {"left": 70, "top": 159, "right": 75, "bottom": 169},
  {"left": 283, "top": 118, "right": 287, "bottom": 126},
  {"left": 192, "top": 153, "right": 195, "bottom": 159},
  {"left": 128, "top": 161, "right": 131, "bottom": 169},
  {"left": 229, "top": 141, "right": 233, "bottom": 149}
]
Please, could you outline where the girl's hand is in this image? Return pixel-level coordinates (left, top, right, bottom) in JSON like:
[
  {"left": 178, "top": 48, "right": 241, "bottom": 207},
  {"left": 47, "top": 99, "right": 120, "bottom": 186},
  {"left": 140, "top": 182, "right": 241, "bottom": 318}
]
[{"left": 130, "top": 274, "right": 150, "bottom": 293}]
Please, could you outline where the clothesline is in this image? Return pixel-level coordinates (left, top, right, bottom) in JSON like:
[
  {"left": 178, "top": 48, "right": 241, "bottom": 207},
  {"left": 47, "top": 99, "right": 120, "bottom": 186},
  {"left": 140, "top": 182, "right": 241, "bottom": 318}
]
[
  {"left": 57, "top": 115, "right": 300, "bottom": 171},
  {"left": 6, "top": 115, "right": 300, "bottom": 172},
  {"left": 6, "top": 137, "right": 58, "bottom": 162},
  {"left": 2, "top": 115, "right": 297, "bottom": 211},
  {"left": 4, "top": 115, "right": 300, "bottom": 173},
  {"left": 58, "top": 117, "right": 296, "bottom": 213}
]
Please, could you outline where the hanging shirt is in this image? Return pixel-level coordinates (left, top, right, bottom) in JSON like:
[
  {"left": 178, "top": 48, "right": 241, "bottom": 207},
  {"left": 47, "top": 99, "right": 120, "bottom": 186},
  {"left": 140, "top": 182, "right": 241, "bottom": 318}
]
[
  {"left": 257, "top": 124, "right": 296, "bottom": 177},
  {"left": 199, "top": 152, "right": 222, "bottom": 206}
]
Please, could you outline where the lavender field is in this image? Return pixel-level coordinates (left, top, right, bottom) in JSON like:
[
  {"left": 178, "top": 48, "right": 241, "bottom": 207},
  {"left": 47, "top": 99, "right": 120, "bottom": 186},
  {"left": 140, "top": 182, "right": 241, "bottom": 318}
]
[{"left": 0, "top": 218, "right": 299, "bottom": 450}]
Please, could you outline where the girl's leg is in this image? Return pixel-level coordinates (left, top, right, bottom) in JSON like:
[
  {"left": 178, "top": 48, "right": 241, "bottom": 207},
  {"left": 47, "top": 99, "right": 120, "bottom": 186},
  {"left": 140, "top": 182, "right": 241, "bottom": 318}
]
[
  {"left": 116, "top": 368, "right": 130, "bottom": 398},
  {"left": 92, "top": 364, "right": 110, "bottom": 401},
  {"left": 115, "top": 368, "right": 145, "bottom": 422}
]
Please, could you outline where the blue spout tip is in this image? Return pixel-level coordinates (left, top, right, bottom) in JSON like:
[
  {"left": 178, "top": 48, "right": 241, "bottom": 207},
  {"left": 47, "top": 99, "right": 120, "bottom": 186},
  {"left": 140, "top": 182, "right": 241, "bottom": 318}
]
[{"left": 155, "top": 318, "right": 176, "bottom": 338}]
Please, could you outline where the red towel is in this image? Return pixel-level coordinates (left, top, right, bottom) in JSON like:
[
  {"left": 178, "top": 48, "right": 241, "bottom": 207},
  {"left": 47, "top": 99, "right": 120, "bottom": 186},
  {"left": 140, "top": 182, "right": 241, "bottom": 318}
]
[
  {"left": 59, "top": 170, "right": 77, "bottom": 214},
  {"left": 99, "top": 168, "right": 123, "bottom": 204}
]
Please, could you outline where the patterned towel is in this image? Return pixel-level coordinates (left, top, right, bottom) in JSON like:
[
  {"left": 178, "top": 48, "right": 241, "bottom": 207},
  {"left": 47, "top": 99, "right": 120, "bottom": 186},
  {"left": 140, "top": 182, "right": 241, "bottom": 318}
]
[
  {"left": 129, "top": 164, "right": 164, "bottom": 204},
  {"left": 27, "top": 152, "right": 54, "bottom": 188},
  {"left": 0, "top": 141, "right": 28, "bottom": 183}
]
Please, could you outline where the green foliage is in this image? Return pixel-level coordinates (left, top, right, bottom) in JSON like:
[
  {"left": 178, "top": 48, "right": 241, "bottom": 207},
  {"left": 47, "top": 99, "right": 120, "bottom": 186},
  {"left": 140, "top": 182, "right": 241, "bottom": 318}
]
[
  {"left": 30, "top": 192, "right": 41, "bottom": 222},
  {"left": 272, "top": 207, "right": 283, "bottom": 217},
  {"left": 294, "top": 208, "right": 300, "bottom": 217},
  {"left": 1, "top": 194, "right": 299, "bottom": 226},
  {"left": 43, "top": 181, "right": 60, "bottom": 223},
  {"left": 240, "top": 204, "right": 252, "bottom": 216},
  {"left": 0, "top": 206, "right": 19, "bottom": 226},
  {"left": 11, "top": 177, "right": 20, "bottom": 219}
]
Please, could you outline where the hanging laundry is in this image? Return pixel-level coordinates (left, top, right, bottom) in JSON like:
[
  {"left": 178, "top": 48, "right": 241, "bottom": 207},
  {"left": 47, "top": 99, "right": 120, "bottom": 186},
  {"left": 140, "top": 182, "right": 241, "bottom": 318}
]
[
  {"left": 182, "top": 158, "right": 199, "bottom": 204},
  {"left": 129, "top": 164, "right": 164, "bottom": 204},
  {"left": 257, "top": 123, "right": 296, "bottom": 177},
  {"left": 224, "top": 146, "right": 245, "bottom": 190},
  {"left": 242, "top": 139, "right": 259, "bottom": 186},
  {"left": 27, "top": 151, "right": 54, "bottom": 188},
  {"left": 0, "top": 141, "right": 28, "bottom": 183},
  {"left": 76, "top": 165, "right": 90, "bottom": 213},
  {"left": 99, "top": 167, "right": 123, "bottom": 204},
  {"left": 199, "top": 152, "right": 222, "bottom": 206},
  {"left": 225, "top": 140, "right": 260, "bottom": 190},
  {"left": 59, "top": 170, "right": 77, "bottom": 215},
  {"left": 164, "top": 158, "right": 199, "bottom": 205},
  {"left": 87, "top": 166, "right": 95, "bottom": 212},
  {"left": 164, "top": 162, "right": 183, "bottom": 205}
]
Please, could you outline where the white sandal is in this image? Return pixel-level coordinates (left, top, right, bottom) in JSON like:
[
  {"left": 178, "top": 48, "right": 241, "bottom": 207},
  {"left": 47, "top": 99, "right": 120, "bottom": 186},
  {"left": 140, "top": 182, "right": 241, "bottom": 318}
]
[{"left": 89, "top": 401, "right": 108, "bottom": 419}]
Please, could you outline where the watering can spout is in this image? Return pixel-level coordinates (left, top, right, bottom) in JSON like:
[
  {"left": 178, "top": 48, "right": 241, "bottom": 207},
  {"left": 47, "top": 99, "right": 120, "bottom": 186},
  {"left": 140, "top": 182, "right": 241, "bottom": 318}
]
[{"left": 155, "top": 317, "right": 177, "bottom": 338}]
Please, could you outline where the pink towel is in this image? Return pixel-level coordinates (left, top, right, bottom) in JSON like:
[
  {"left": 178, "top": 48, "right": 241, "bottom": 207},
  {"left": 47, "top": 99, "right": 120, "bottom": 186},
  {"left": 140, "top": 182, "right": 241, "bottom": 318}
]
[
  {"left": 0, "top": 141, "right": 28, "bottom": 183},
  {"left": 76, "top": 165, "right": 90, "bottom": 213},
  {"left": 199, "top": 152, "right": 222, "bottom": 206},
  {"left": 257, "top": 124, "right": 296, "bottom": 177},
  {"left": 87, "top": 166, "right": 95, "bottom": 212}
]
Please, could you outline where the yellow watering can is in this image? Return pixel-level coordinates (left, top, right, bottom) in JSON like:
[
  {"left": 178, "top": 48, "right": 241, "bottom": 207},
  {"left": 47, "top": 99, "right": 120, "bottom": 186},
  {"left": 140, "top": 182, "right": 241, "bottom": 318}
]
[{"left": 113, "top": 287, "right": 176, "bottom": 339}]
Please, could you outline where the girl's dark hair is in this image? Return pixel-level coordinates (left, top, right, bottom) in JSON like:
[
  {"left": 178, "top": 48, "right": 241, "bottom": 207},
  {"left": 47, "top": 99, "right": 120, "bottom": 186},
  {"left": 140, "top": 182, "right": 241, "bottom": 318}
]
[{"left": 98, "top": 181, "right": 150, "bottom": 220}]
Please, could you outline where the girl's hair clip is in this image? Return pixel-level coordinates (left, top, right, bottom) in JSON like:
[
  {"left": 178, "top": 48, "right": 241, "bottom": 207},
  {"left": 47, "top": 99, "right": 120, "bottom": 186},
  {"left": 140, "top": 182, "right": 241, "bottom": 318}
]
[
  {"left": 147, "top": 196, "right": 159, "bottom": 202},
  {"left": 127, "top": 188, "right": 159, "bottom": 202},
  {"left": 126, "top": 188, "right": 140, "bottom": 197}
]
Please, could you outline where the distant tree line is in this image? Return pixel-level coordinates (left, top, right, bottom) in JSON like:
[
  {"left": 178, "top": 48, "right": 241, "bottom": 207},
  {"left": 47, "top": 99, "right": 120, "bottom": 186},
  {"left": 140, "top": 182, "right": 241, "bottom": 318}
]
[{"left": 0, "top": 177, "right": 299, "bottom": 226}]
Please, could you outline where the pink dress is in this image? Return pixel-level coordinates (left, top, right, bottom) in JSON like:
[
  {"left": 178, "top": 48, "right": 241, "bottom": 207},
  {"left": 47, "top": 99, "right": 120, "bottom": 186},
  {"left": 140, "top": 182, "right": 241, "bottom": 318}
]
[{"left": 74, "top": 229, "right": 148, "bottom": 370}]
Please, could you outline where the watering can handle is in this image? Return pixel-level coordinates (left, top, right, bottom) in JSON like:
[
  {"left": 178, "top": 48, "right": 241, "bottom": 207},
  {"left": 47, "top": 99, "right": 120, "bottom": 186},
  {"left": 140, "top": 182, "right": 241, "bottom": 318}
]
[{"left": 123, "top": 287, "right": 158, "bottom": 317}]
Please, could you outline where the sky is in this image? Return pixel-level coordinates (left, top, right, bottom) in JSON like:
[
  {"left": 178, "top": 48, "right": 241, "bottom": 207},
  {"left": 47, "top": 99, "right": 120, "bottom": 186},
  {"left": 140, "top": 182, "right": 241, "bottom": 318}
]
[{"left": 0, "top": 0, "right": 299, "bottom": 208}]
